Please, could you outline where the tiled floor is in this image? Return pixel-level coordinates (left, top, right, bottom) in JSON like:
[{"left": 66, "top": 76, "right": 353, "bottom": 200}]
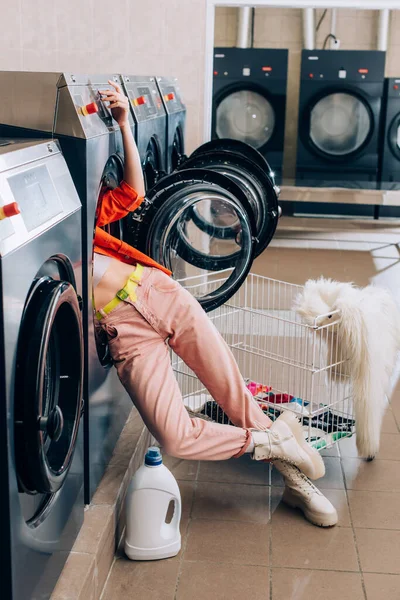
[{"left": 102, "top": 217, "right": 400, "bottom": 599}]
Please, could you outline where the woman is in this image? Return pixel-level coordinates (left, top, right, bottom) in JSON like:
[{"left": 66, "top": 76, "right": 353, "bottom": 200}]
[{"left": 93, "top": 81, "right": 338, "bottom": 528}]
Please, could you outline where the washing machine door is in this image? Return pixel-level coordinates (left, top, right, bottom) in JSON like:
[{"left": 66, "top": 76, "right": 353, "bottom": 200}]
[
  {"left": 143, "top": 137, "right": 163, "bottom": 189},
  {"left": 126, "top": 169, "right": 257, "bottom": 312},
  {"left": 192, "top": 138, "right": 276, "bottom": 177},
  {"left": 171, "top": 127, "right": 185, "bottom": 171},
  {"left": 308, "top": 92, "right": 372, "bottom": 157},
  {"left": 99, "top": 153, "right": 125, "bottom": 240},
  {"left": 215, "top": 88, "right": 276, "bottom": 150},
  {"left": 388, "top": 112, "right": 400, "bottom": 160},
  {"left": 14, "top": 257, "right": 83, "bottom": 495},
  {"left": 178, "top": 150, "right": 279, "bottom": 257}
]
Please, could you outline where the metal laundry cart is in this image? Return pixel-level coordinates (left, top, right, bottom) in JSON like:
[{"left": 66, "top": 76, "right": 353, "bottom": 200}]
[{"left": 173, "top": 272, "right": 355, "bottom": 452}]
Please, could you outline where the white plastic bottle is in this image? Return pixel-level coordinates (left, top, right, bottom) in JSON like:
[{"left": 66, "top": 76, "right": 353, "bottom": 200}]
[{"left": 124, "top": 447, "right": 182, "bottom": 561}]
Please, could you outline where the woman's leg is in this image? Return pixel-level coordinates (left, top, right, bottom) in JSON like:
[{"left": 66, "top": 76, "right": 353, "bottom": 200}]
[
  {"left": 141, "top": 269, "right": 272, "bottom": 432},
  {"left": 102, "top": 302, "right": 253, "bottom": 460}
]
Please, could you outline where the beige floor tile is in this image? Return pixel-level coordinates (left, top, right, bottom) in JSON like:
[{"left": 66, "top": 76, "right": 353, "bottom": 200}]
[
  {"left": 342, "top": 458, "right": 400, "bottom": 492},
  {"left": 176, "top": 561, "right": 270, "bottom": 600},
  {"left": 162, "top": 455, "right": 198, "bottom": 481},
  {"left": 179, "top": 481, "right": 195, "bottom": 535},
  {"left": 270, "top": 487, "right": 351, "bottom": 528},
  {"left": 198, "top": 456, "right": 269, "bottom": 486},
  {"left": 192, "top": 482, "right": 270, "bottom": 523},
  {"left": 101, "top": 556, "right": 180, "bottom": 600},
  {"left": 272, "top": 509, "right": 359, "bottom": 571},
  {"left": 381, "top": 409, "right": 399, "bottom": 434},
  {"left": 272, "top": 568, "right": 364, "bottom": 600},
  {"left": 355, "top": 528, "right": 400, "bottom": 574},
  {"left": 348, "top": 490, "right": 400, "bottom": 530},
  {"left": 363, "top": 573, "right": 400, "bottom": 600},
  {"left": 184, "top": 519, "right": 270, "bottom": 566}
]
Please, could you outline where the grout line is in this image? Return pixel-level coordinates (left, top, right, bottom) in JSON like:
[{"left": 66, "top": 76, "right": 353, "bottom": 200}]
[
  {"left": 268, "top": 464, "right": 273, "bottom": 600},
  {"left": 173, "top": 462, "right": 199, "bottom": 600},
  {"left": 338, "top": 452, "right": 368, "bottom": 600}
]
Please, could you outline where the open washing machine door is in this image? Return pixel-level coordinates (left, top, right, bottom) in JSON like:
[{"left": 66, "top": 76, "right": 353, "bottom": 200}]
[
  {"left": 178, "top": 147, "right": 280, "bottom": 257},
  {"left": 125, "top": 169, "right": 257, "bottom": 312},
  {"left": 14, "top": 256, "right": 83, "bottom": 497}
]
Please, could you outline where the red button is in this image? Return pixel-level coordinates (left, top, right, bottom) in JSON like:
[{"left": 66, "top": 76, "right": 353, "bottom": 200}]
[
  {"left": 394, "top": 84, "right": 399, "bottom": 90},
  {"left": 81, "top": 102, "right": 98, "bottom": 116},
  {"left": 0, "top": 202, "right": 20, "bottom": 220},
  {"left": 309, "top": 73, "right": 314, "bottom": 78},
  {"left": 358, "top": 68, "right": 369, "bottom": 74},
  {"left": 167, "top": 92, "right": 175, "bottom": 101},
  {"left": 214, "top": 71, "right": 218, "bottom": 76},
  {"left": 262, "top": 66, "right": 272, "bottom": 72},
  {"left": 136, "top": 96, "right": 146, "bottom": 105}
]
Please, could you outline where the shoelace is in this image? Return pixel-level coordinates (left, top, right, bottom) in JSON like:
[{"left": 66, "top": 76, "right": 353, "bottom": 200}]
[{"left": 277, "top": 463, "right": 319, "bottom": 498}]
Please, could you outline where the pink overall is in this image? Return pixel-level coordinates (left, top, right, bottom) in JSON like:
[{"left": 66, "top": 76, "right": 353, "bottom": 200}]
[{"left": 99, "top": 267, "right": 272, "bottom": 460}]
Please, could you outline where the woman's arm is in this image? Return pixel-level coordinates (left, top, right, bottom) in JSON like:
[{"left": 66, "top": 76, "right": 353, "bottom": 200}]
[{"left": 96, "top": 80, "right": 145, "bottom": 227}]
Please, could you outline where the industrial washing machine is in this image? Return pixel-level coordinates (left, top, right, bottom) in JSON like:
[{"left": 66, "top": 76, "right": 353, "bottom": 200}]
[
  {"left": 0, "top": 72, "right": 135, "bottom": 502},
  {"left": 0, "top": 139, "right": 83, "bottom": 599},
  {"left": 155, "top": 76, "right": 186, "bottom": 173},
  {"left": 120, "top": 75, "right": 167, "bottom": 188},
  {"left": 379, "top": 77, "right": 400, "bottom": 187},
  {"left": 212, "top": 48, "right": 288, "bottom": 183},
  {"left": 296, "top": 50, "right": 386, "bottom": 187}
]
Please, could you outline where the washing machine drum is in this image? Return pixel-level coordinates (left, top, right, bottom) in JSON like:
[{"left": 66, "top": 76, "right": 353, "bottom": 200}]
[
  {"left": 216, "top": 89, "right": 275, "bottom": 150},
  {"left": 178, "top": 150, "right": 279, "bottom": 257},
  {"left": 125, "top": 169, "right": 257, "bottom": 312},
  {"left": 14, "top": 257, "right": 83, "bottom": 496},
  {"left": 309, "top": 92, "right": 372, "bottom": 157}
]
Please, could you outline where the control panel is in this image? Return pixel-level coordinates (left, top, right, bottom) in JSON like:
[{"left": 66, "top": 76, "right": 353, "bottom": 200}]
[
  {"left": 121, "top": 76, "right": 165, "bottom": 123},
  {"left": 213, "top": 48, "right": 288, "bottom": 80},
  {"left": 157, "top": 79, "right": 185, "bottom": 114},
  {"left": 301, "top": 50, "right": 386, "bottom": 82},
  {"left": 0, "top": 141, "right": 81, "bottom": 256}
]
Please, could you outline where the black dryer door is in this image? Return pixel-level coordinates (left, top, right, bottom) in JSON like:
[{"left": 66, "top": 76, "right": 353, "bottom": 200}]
[
  {"left": 125, "top": 168, "right": 257, "bottom": 312},
  {"left": 215, "top": 87, "right": 276, "bottom": 151},
  {"left": 14, "top": 261, "right": 83, "bottom": 495},
  {"left": 307, "top": 92, "right": 372, "bottom": 158},
  {"left": 388, "top": 112, "right": 400, "bottom": 161}
]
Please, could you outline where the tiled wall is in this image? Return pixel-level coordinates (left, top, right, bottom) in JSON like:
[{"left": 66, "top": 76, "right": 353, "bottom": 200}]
[
  {"left": 0, "top": 0, "right": 206, "bottom": 153},
  {"left": 215, "top": 8, "right": 400, "bottom": 178}
]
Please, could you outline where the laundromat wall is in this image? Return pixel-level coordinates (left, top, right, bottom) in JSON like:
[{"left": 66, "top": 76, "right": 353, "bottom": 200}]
[
  {"left": 215, "top": 7, "right": 400, "bottom": 178},
  {"left": 0, "top": 0, "right": 206, "bottom": 155}
]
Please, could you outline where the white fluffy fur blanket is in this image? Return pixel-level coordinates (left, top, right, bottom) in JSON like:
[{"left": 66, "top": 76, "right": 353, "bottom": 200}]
[{"left": 294, "top": 278, "right": 400, "bottom": 459}]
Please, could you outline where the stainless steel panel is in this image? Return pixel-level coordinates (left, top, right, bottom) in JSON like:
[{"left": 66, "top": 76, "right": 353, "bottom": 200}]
[
  {"left": 0, "top": 72, "right": 134, "bottom": 140},
  {"left": 0, "top": 141, "right": 81, "bottom": 256}
]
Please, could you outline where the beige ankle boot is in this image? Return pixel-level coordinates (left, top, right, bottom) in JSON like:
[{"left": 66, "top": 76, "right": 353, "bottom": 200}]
[
  {"left": 251, "top": 411, "right": 325, "bottom": 480},
  {"left": 274, "top": 460, "right": 338, "bottom": 527}
]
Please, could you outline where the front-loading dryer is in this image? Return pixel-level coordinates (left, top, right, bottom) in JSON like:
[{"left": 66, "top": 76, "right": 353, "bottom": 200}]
[
  {"left": 120, "top": 75, "right": 167, "bottom": 189},
  {"left": 379, "top": 77, "right": 400, "bottom": 187},
  {"left": 0, "top": 139, "right": 83, "bottom": 600},
  {"left": 155, "top": 76, "right": 186, "bottom": 173},
  {"left": 212, "top": 48, "right": 288, "bottom": 183},
  {"left": 0, "top": 72, "right": 135, "bottom": 502},
  {"left": 296, "top": 50, "right": 386, "bottom": 187}
]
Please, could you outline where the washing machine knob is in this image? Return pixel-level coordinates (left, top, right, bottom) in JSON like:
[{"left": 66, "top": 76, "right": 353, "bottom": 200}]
[
  {"left": 134, "top": 96, "right": 146, "bottom": 106},
  {"left": 81, "top": 102, "right": 99, "bottom": 116},
  {"left": 0, "top": 201, "right": 20, "bottom": 220}
]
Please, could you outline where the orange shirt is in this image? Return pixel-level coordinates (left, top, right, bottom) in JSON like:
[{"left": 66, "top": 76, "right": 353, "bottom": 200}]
[{"left": 93, "top": 180, "right": 171, "bottom": 276}]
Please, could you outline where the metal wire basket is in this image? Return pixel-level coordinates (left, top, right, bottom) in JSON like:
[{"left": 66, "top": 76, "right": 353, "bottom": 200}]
[{"left": 173, "top": 270, "right": 356, "bottom": 451}]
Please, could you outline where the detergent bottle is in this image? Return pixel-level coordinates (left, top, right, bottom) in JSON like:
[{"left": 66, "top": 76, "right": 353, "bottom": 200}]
[{"left": 124, "top": 447, "right": 181, "bottom": 561}]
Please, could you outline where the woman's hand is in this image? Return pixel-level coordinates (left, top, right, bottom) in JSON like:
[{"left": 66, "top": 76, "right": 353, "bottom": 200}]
[{"left": 100, "top": 80, "right": 130, "bottom": 128}]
